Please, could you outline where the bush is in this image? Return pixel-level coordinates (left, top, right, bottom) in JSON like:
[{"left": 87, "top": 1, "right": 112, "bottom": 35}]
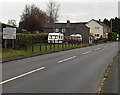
[
  {"left": 2, "top": 33, "right": 48, "bottom": 49},
  {"left": 108, "top": 32, "right": 117, "bottom": 41}
]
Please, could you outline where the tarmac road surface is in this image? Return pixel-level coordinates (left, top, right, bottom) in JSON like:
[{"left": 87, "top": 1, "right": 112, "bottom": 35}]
[{"left": 2, "top": 42, "right": 118, "bottom": 93}]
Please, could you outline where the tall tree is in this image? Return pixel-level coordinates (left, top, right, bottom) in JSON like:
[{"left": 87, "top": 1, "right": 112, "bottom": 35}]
[
  {"left": 103, "top": 17, "right": 120, "bottom": 35},
  {"left": 103, "top": 18, "right": 110, "bottom": 27},
  {"left": 46, "top": 0, "right": 60, "bottom": 23},
  {"left": 19, "top": 4, "right": 48, "bottom": 33}
]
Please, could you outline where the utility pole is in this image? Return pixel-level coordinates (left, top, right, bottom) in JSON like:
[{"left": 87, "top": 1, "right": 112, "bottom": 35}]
[
  {"left": 111, "top": 19, "right": 112, "bottom": 32},
  {"left": 118, "top": 1, "right": 120, "bottom": 18}
]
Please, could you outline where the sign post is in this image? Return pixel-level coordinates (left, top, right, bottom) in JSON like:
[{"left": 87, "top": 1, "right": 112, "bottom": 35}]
[{"left": 3, "top": 27, "right": 16, "bottom": 48}]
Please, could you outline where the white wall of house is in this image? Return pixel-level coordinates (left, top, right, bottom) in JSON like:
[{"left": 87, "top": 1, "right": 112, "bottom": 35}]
[
  {"left": 103, "top": 27, "right": 109, "bottom": 38},
  {"left": 89, "top": 36, "right": 94, "bottom": 44},
  {"left": 86, "top": 20, "right": 103, "bottom": 40}
]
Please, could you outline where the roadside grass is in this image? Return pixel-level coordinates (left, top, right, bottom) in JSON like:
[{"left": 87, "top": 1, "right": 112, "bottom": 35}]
[
  {"left": 2, "top": 43, "right": 97, "bottom": 60},
  {"left": 2, "top": 49, "right": 31, "bottom": 59}
]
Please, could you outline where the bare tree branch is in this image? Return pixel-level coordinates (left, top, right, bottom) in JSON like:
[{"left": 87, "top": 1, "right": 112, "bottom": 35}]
[{"left": 46, "top": 0, "right": 60, "bottom": 23}]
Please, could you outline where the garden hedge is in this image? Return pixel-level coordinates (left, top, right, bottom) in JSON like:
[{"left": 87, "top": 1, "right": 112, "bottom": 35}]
[
  {"left": 3, "top": 33, "right": 48, "bottom": 49},
  {"left": 108, "top": 32, "right": 117, "bottom": 41}
]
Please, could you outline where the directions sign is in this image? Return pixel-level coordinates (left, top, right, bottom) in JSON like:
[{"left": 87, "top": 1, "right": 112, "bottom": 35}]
[{"left": 3, "top": 27, "right": 16, "bottom": 39}]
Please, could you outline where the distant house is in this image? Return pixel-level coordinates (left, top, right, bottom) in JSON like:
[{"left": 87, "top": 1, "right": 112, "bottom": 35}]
[
  {"left": 0, "top": 22, "right": 17, "bottom": 29},
  {"left": 86, "top": 19, "right": 111, "bottom": 40},
  {"left": 0, "top": 22, "right": 29, "bottom": 33},
  {"left": 17, "top": 28, "right": 29, "bottom": 33},
  {"left": 43, "top": 20, "right": 90, "bottom": 44},
  {"left": 0, "top": 22, "right": 17, "bottom": 33}
]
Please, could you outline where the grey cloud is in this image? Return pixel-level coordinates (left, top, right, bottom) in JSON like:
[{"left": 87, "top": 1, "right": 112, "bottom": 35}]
[{"left": 0, "top": 1, "right": 118, "bottom": 24}]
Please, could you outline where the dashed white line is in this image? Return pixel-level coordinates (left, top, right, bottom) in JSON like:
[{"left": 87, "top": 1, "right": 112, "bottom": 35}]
[
  {"left": 0, "top": 66, "right": 45, "bottom": 85},
  {"left": 58, "top": 56, "right": 76, "bottom": 63},
  {"left": 94, "top": 48, "right": 101, "bottom": 51},
  {"left": 104, "top": 46, "right": 109, "bottom": 48},
  {"left": 82, "top": 51, "right": 92, "bottom": 55}
]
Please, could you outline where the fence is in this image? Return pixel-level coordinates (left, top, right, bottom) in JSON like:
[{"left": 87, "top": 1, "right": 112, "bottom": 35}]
[
  {"left": 2, "top": 38, "right": 82, "bottom": 53},
  {"left": 2, "top": 33, "right": 48, "bottom": 49},
  {"left": 29, "top": 40, "right": 81, "bottom": 53}
]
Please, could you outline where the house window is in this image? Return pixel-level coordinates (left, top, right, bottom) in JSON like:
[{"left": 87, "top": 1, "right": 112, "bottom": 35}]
[
  {"left": 55, "top": 29, "right": 59, "bottom": 32},
  {"left": 62, "top": 29, "right": 65, "bottom": 33},
  {"left": 95, "top": 34, "right": 99, "bottom": 37},
  {"left": 95, "top": 27, "right": 100, "bottom": 29}
]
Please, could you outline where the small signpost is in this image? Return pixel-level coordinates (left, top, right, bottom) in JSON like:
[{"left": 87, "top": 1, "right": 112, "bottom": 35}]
[{"left": 3, "top": 27, "right": 16, "bottom": 48}]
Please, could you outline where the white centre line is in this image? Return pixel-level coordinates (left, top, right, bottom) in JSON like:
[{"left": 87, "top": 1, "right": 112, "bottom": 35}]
[
  {"left": 94, "top": 48, "right": 101, "bottom": 51},
  {"left": 104, "top": 46, "right": 109, "bottom": 48},
  {"left": 0, "top": 66, "right": 45, "bottom": 85},
  {"left": 82, "top": 51, "right": 92, "bottom": 55},
  {"left": 58, "top": 56, "right": 76, "bottom": 63}
]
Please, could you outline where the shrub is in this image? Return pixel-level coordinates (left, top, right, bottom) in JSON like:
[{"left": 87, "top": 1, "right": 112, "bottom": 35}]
[
  {"left": 2, "top": 33, "right": 48, "bottom": 49},
  {"left": 108, "top": 32, "right": 117, "bottom": 41}
]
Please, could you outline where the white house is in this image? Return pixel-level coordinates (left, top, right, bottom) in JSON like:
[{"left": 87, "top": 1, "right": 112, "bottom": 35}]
[{"left": 86, "top": 19, "right": 111, "bottom": 40}]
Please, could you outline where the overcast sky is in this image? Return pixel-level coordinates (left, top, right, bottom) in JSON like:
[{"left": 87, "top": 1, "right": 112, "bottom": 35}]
[{"left": 0, "top": 0, "right": 119, "bottom": 26}]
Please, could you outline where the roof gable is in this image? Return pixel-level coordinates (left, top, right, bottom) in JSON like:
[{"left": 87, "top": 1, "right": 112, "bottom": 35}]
[{"left": 86, "top": 19, "right": 110, "bottom": 28}]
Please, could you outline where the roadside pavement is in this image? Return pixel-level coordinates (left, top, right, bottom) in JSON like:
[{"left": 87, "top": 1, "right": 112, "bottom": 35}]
[{"left": 102, "top": 54, "right": 119, "bottom": 94}]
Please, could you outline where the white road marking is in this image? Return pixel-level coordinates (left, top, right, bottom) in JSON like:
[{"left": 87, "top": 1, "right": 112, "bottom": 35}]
[
  {"left": 58, "top": 56, "right": 76, "bottom": 63},
  {"left": 82, "top": 51, "right": 92, "bottom": 55},
  {"left": 0, "top": 67, "right": 45, "bottom": 85},
  {"left": 104, "top": 46, "right": 109, "bottom": 48},
  {"left": 94, "top": 48, "right": 101, "bottom": 51}
]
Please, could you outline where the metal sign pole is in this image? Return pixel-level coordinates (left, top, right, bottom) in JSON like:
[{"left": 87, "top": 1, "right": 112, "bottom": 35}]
[
  {"left": 5, "top": 39, "right": 7, "bottom": 49},
  {"left": 12, "top": 39, "right": 14, "bottom": 49}
]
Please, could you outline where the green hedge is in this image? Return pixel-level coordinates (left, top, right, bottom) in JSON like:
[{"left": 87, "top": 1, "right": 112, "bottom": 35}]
[
  {"left": 108, "top": 32, "right": 117, "bottom": 41},
  {"left": 3, "top": 33, "right": 48, "bottom": 49}
]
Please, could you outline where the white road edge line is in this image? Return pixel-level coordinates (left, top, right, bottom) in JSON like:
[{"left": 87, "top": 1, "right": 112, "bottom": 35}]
[
  {"left": 94, "top": 48, "right": 101, "bottom": 51},
  {"left": 104, "top": 46, "right": 109, "bottom": 48},
  {"left": 0, "top": 66, "right": 45, "bottom": 85},
  {"left": 58, "top": 56, "right": 76, "bottom": 63},
  {"left": 82, "top": 51, "right": 92, "bottom": 55}
]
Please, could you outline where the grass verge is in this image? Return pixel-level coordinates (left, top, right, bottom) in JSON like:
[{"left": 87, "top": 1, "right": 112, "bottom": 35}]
[{"left": 2, "top": 43, "right": 98, "bottom": 62}]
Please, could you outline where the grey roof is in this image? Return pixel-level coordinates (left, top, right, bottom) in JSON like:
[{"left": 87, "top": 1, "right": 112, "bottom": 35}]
[
  {"left": 44, "top": 23, "right": 66, "bottom": 29},
  {"left": 1, "top": 23, "right": 17, "bottom": 28},
  {"left": 43, "top": 22, "right": 89, "bottom": 29},
  {"left": 92, "top": 19, "right": 110, "bottom": 28},
  {"left": 81, "top": 22, "right": 88, "bottom": 24}
]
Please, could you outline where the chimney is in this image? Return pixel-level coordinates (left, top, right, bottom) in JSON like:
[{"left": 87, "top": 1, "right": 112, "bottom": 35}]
[
  {"left": 66, "top": 20, "right": 70, "bottom": 28},
  {"left": 99, "top": 19, "right": 101, "bottom": 22}
]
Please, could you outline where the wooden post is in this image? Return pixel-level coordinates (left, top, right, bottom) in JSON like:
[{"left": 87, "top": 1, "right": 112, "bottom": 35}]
[
  {"left": 40, "top": 43, "right": 41, "bottom": 51},
  {"left": 12, "top": 39, "right": 14, "bottom": 49},
  {"left": 5, "top": 40, "right": 7, "bottom": 49}
]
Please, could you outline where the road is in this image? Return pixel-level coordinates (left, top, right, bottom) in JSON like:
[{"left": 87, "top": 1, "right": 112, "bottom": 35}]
[{"left": 1, "top": 42, "right": 118, "bottom": 93}]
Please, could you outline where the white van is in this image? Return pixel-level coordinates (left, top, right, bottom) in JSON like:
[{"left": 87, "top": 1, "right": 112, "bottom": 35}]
[{"left": 48, "top": 33, "right": 64, "bottom": 43}]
